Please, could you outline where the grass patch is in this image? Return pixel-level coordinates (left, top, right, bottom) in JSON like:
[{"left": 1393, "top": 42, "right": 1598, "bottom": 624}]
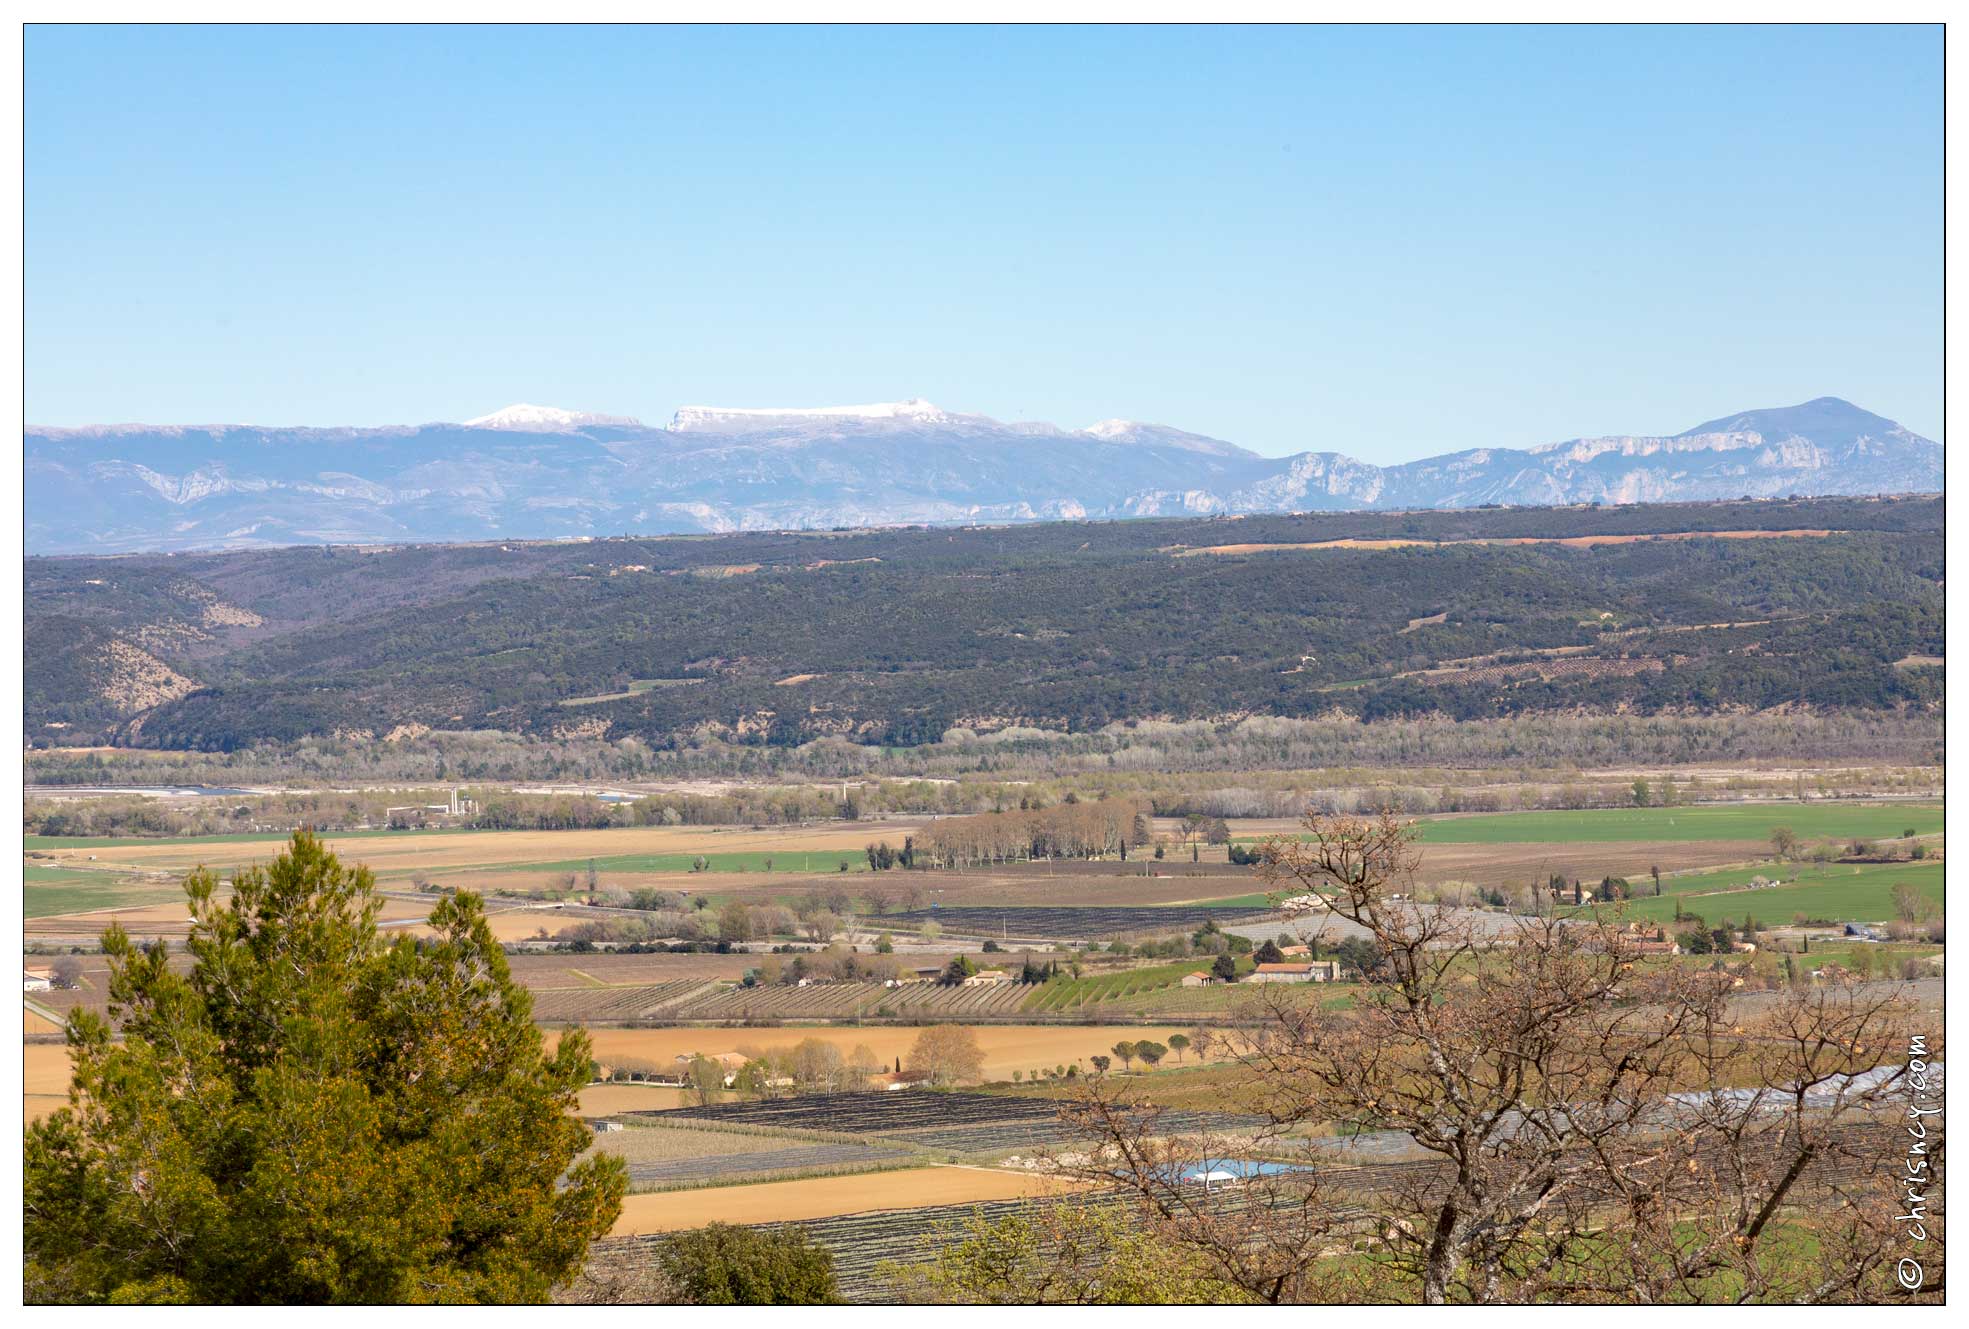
[
  {"left": 24, "top": 826, "right": 491, "bottom": 849},
  {"left": 23, "top": 864, "right": 180, "bottom": 917},
  {"left": 988, "top": 1061, "right": 1256, "bottom": 1113},
  {"left": 1237, "top": 802, "right": 1942, "bottom": 847},
  {"left": 1182, "top": 892, "right": 1273, "bottom": 908},
  {"left": 1567, "top": 862, "right": 1944, "bottom": 927},
  {"left": 1116, "top": 983, "right": 1355, "bottom": 1017},
  {"left": 1411, "top": 803, "right": 1941, "bottom": 845},
  {"left": 1021, "top": 959, "right": 1254, "bottom": 1013}
]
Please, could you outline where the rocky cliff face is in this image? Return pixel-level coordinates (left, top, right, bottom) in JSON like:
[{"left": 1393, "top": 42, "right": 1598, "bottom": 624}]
[{"left": 25, "top": 396, "right": 1939, "bottom": 554}]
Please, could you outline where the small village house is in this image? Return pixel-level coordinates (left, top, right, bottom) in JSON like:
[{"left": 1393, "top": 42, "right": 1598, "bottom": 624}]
[{"left": 1247, "top": 961, "right": 1340, "bottom": 984}]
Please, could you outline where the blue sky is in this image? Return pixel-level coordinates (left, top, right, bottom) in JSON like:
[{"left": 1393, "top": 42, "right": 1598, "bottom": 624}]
[{"left": 26, "top": 24, "right": 1942, "bottom": 457}]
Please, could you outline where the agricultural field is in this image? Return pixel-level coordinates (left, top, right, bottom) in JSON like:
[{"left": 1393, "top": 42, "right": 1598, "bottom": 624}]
[
  {"left": 1225, "top": 826, "right": 1764, "bottom": 896},
  {"left": 601, "top": 1121, "right": 1907, "bottom": 1302},
  {"left": 856, "top": 979, "right": 1035, "bottom": 1019},
  {"left": 505, "top": 951, "right": 758, "bottom": 986},
  {"left": 517, "top": 849, "right": 871, "bottom": 876},
  {"left": 884, "top": 905, "right": 1272, "bottom": 941},
  {"left": 25, "top": 1043, "right": 75, "bottom": 1125},
  {"left": 1224, "top": 800, "right": 1945, "bottom": 901},
  {"left": 673, "top": 863, "right": 1269, "bottom": 910},
  {"left": 608, "top": 1166, "right": 1083, "bottom": 1236},
  {"left": 25, "top": 890, "right": 446, "bottom": 944},
  {"left": 520, "top": 960, "right": 1333, "bottom": 1025},
  {"left": 669, "top": 979, "right": 1034, "bottom": 1022},
  {"left": 1568, "top": 861, "right": 1945, "bottom": 928},
  {"left": 578, "top": 1083, "right": 689, "bottom": 1116},
  {"left": 991, "top": 1060, "right": 1264, "bottom": 1114},
  {"left": 527, "top": 980, "right": 724, "bottom": 1022},
  {"left": 21, "top": 821, "right": 920, "bottom": 888},
  {"left": 1022, "top": 960, "right": 1248, "bottom": 1012},
  {"left": 646, "top": 1089, "right": 1269, "bottom": 1157},
  {"left": 566, "top": 1026, "right": 1209, "bottom": 1085},
  {"left": 580, "top": 1118, "right": 920, "bottom": 1189},
  {"left": 1405, "top": 802, "right": 1941, "bottom": 845},
  {"left": 27, "top": 801, "right": 1930, "bottom": 941},
  {"left": 1069, "top": 976, "right": 1352, "bottom": 1019},
  {"left": 671, "top": 981, "right": 905, "bottom": 1020},
  {"left": 21, "top": 863, "right": 180, "bottom": 918}
]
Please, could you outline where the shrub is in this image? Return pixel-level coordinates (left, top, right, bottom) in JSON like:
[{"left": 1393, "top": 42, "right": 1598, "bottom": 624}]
[{"left": 658, "top": 1223, "right": 839, "bottom": 1305}]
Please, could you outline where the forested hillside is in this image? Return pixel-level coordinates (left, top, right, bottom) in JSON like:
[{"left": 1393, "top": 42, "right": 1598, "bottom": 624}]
[{"left": 24, "top": 496, "right": 1944, "bottom": 751}]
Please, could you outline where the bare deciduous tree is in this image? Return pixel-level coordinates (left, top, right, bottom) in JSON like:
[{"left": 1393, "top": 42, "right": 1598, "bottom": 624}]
[{"left": 1052, "top": 810, "right": 1921, "bottom": 1305}]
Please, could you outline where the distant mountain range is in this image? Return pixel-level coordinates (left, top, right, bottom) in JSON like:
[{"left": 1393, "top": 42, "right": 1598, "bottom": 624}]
[{"left": 24, "top": 395, "right": 1941, "bottom": 554}]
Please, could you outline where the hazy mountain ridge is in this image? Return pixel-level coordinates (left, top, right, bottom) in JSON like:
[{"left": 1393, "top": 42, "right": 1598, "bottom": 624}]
[{"left": 24, "top": 396, "right": 1939, "bottom": 554}]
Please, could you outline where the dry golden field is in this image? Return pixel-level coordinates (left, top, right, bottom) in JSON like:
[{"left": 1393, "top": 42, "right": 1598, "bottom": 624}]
[
  {"left": 577, "top": 1083, "right": 690, "bottom": 1115},
  {"left": 608, "top": 1165, "right": 1083, "bottom": 1234},
  {"left": 562, "top": 1024, "right": 1211, "bottom": 1084},
  {"left": 25, "top": 1043, "right": 74, "bottom": 1125},
  {"left": 26, "top": 1016, "right": 1240, "bottom": 1129}
]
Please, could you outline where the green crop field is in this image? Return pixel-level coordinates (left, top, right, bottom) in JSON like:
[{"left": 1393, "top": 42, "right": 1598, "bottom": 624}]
[
  {"left": 1182, "top": 892, "right": 1273, "bottom": 909},
  {"left": 1235, "top": 802, "right": 1941, "bottom": 847},
  {"left": 1566, "top": 861, "right": 1943, "bottom": 928},
  {"left": 24, "top": 826, "right": 489, "bottom": 850},
  {"left": 1106, "top": 980, "right": 1354, "bottom": 1017},
  {"left": 1408, "top": 803, "right": 1941, "bottom": 845},
  {"left": 23, "top": 864, "right": 179, "bottom": 917},
  {"left": 1022, "top": 960, "right": 1244, "bottom": 1012}
]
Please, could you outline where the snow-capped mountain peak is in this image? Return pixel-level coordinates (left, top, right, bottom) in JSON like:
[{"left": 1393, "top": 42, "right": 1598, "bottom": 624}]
[
  {"left": 667, "top": 397, "right": 954, "bottom": 432},
  {"left": 463, "top": 403, "right": 642, "bottom": 431},
  {"left": 1077, "top": 418, "right": 1257, "bottom": 458},
  {"left": 22, "top": 396, "right": 1940, "bottom": 555}
]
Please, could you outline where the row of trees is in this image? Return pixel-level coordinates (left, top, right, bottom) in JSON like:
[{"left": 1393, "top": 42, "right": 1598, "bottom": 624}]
[
  {"left": 678, "top": 1026, "right": 989, "bottom": 1105},
  {"left": 26, "top": 723, "right": 1938, "bottom": 844},
  {"left": 1094, "top": 1035, "right": 1191, "bottom": 1073},
  {"left": 28, "top": 708, "right": 1941, "bottom": 802},
  {"left": 910, "top": 798, "right": 1154, "bottom": 867}
]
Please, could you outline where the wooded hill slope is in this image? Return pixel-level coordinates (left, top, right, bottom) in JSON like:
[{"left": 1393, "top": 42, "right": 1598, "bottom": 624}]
[{"left": 25, "top": 496, "right": 1943, "bottom": 750}]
